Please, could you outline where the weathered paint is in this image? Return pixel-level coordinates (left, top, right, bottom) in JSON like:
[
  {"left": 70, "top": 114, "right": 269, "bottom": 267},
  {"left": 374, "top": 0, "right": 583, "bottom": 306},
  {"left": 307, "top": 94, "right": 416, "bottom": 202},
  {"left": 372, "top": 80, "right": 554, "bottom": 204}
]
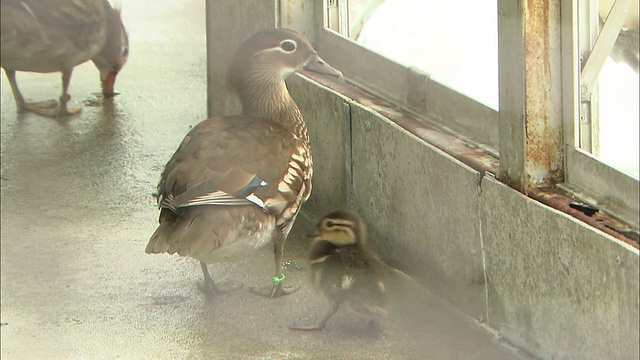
[
  {"left": 530, "top": 187, "right": 640, "bottom": 248},
  {"left": 523, "top": 0, "right": 565, "bottom": 188},
  {"left": 499, "top": 0, "right": 565, "bottom": 192}
]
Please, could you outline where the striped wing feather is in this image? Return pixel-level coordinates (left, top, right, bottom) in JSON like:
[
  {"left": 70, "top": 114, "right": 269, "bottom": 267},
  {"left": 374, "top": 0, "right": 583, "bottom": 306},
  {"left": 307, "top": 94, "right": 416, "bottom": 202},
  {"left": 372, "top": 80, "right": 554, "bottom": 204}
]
[{"left": 158, "top": 115, "right": 305, "bottom": 212}]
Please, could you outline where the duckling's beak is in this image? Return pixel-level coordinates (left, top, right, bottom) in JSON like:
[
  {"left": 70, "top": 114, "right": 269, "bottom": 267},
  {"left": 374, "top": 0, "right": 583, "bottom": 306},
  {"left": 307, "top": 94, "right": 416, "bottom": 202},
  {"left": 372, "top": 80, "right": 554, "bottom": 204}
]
[
  {"left": 102, "top": 71, "right": 119, "bottom": 97},
  {"left": 304, "top": 54, "right": 343, "bottom": 78},
  {"left": 304, "top": 230, "right": 320, "bottom": 239}
]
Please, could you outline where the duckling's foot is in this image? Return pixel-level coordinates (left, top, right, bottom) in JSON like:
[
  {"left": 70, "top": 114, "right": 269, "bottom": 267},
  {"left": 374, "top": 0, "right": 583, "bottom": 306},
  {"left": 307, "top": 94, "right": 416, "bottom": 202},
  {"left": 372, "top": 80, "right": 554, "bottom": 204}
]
[
  {"left": 289, "top": 321, "right": 326, "bottom": 331},
  {"left": 367, "top": 319, "right": 384, "bottom": 335},
  {"left": 290, "top": 303, "right": 338, "bottom": 330},
  {"left": 198, "top": 279, "right": 244, "bottom": 300},
  {"left": 249, "top": 282, "right": 299, "bottom": 298}
]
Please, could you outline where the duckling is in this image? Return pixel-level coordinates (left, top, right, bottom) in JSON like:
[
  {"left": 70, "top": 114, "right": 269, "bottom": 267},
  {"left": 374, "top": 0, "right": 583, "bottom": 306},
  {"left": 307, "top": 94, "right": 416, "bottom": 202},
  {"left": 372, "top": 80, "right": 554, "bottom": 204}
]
[
  {"left": 145, "top": 28, "right": 343, "bottom": 299},
  {"left": 290, "top": 210, "right": 388, "bottom": 331},
  {"left": 1, "top": 0, "right": 129, "bottom": 117}
]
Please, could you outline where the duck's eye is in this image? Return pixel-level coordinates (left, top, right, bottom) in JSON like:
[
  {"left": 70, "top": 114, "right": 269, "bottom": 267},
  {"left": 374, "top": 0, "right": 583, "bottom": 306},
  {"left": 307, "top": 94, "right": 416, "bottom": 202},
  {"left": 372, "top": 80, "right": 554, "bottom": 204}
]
[
  {"left": 280, "top": 39, "right": 297, "bottom": 53},
  {"left": 325, "top": 220, "right": 336, "bottom": 228}
]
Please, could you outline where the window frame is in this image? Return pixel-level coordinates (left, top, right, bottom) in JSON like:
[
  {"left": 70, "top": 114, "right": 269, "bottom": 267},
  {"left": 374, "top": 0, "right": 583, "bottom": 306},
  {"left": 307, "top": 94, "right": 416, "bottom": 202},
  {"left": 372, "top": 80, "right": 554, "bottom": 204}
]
[
  {"left": 562, "top": 0, "right": 639, "bottom": 227},
  {"left": 315, "top": 0, "right": 500, "bottom": 153},
  {"left": 316, "top": 0, "right": 638, "bottom": 228}
]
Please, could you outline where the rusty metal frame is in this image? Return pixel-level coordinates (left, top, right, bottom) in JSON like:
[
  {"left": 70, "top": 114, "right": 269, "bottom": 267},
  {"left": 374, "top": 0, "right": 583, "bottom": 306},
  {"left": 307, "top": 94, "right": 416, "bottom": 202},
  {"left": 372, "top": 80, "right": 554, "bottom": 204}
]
[{"left": 498, "top": 0, "right": 565, "bottom": 192}]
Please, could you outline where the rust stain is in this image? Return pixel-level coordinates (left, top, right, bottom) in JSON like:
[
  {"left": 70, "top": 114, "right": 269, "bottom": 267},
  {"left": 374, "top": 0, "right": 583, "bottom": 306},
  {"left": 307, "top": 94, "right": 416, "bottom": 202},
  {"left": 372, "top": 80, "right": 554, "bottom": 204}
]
[
  {"left": 301, "top": 70, "right": 638, "bottom": 250},
  {"left": 285, "top": 0, "right": 296, "bottom": 25},
  {"left": 530, "top": 187, "right": 639, "bottom": 249},
  {"left": 524, "top": 0, "right": 564, "bottom": 188}
]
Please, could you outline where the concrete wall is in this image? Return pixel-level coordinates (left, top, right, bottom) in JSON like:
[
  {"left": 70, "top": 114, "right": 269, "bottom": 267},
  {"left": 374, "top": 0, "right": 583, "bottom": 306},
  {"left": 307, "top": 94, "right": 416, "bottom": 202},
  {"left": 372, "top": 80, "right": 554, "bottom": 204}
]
[{"left": 288, "top": 76, "right": 639, "bottom": 360}]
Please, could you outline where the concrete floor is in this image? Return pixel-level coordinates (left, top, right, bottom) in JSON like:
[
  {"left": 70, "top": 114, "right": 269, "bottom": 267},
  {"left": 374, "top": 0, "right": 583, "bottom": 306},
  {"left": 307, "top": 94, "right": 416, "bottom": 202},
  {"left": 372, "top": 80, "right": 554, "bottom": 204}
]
[{"left": 1, "top": 1, "right": 533, "bottom": 359}]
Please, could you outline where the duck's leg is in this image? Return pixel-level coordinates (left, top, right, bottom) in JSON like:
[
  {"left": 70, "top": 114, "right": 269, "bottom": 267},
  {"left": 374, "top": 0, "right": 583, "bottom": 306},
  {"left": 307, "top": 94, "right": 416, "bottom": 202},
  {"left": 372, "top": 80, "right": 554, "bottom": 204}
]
[
  {"left": 250, "top": 235, "right": 299, "bottom": 298},
  {"left": 55, "top": 69, "right": 82, "bottom": 117},
  {"left": 197, "top": 261, "right": 243, "bottom": 300},
  {"left": 289, "top": 302, "right": 340, "bottom": 331},
  {"left": 4, "top": 69, "right": 57, "bottom": 114}
]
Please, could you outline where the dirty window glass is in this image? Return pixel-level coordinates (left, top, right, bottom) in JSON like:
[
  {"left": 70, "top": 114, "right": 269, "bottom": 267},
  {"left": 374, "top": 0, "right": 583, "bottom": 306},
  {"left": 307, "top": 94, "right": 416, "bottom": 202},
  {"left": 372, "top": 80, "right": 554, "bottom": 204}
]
[
  {"left": 578, "top": 0, "right": 639, "bottom": 179},
  {"left": 326, "top": 0, "right": 499, "bottom": 110}
]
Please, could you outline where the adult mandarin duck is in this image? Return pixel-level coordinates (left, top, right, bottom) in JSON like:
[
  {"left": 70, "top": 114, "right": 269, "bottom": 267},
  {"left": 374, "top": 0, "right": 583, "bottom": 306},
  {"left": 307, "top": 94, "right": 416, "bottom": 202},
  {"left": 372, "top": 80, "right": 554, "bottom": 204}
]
[{"left": 145, "top": 28, "right": 343, "bottom": 299}]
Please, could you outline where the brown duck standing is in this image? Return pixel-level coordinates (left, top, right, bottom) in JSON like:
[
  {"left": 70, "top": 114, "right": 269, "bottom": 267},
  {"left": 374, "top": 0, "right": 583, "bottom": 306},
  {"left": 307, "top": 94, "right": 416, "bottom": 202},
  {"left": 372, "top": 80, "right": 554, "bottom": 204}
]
[
  {"left": 290, "top": 210, "right": 388, "bottom": 331},
  {"left": 0, "top": 0, "right": 129, "bottom": 117},
  {"left": 145, "top": 28, "right": 343, "bottom": 299}
]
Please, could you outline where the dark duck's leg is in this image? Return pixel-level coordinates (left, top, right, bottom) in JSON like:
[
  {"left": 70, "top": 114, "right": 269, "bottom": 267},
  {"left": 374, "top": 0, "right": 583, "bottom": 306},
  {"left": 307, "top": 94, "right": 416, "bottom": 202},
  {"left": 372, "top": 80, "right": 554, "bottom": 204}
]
[
  {"left": 197, "top": 262, "right": 243, "bottom": 300},
  {"left": 4, "top": 69, "right": 57, "bottom": 114},
  {"left": 4, "top": 68, "right": 81, "bottom": 117},
  {"left": 250, "top": 234, "right": 299, "bottom": 298},
  {"left": 56, "top": 69, "right": 82, "bottom": 117}
]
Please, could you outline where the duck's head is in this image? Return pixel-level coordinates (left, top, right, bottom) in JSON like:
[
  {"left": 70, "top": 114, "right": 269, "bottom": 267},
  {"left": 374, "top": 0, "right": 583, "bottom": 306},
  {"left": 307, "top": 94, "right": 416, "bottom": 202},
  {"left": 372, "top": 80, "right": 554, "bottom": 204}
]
[
  {"left": 310, "top": 210, "right": 366, "bottom": 247},
  {"left": 92, "top": 1, "right": 129, "bottom": 97},
  {"left": 226, "top": 28, "right": 343, "bottom": 95}
]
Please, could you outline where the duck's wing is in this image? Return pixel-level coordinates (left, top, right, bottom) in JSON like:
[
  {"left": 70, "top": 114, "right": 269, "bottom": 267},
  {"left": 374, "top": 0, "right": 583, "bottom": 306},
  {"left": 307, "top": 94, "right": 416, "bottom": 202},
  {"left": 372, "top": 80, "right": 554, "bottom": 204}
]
[{"left": 157, "top": 116, "right": 311, "bottom": 225}]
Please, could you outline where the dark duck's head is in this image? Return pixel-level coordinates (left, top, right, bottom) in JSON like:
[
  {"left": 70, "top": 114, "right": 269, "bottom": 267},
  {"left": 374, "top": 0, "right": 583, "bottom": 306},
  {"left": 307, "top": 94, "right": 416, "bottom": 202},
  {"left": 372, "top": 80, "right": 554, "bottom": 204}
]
[
  {"left": 92, "top": 1, "right": 129, "bottom": 97},
  {"left": 226, "top": 28, "right": 343, "bottom": 118}
]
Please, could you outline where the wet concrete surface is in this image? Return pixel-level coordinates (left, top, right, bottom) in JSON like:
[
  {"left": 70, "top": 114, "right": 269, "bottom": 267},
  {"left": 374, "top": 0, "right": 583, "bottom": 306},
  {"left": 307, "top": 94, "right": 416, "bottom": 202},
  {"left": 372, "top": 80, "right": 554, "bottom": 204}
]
[{"left": 1, "top": 1, "right": 532, "bottom": 359}]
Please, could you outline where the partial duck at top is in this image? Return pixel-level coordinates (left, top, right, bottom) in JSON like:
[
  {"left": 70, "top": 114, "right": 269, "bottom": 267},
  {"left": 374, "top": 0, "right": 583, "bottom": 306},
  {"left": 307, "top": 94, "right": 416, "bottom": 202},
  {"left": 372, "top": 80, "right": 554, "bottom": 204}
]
[{"left": 1, "top": 0, "right": 129, "bottom": 117}]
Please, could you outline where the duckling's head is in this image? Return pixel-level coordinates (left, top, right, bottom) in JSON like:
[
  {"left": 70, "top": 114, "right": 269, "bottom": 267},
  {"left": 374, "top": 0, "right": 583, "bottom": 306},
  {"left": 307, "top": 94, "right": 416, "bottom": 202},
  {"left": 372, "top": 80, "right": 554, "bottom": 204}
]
[
  {"left": 92, "top": 1, "right": 129, "bottom": 97},
  {"left": 312, "top": 210, "right": 366, "bottom": 247},
  {"left": 226, "top": 28, "right": 342, "bottom": 96}
]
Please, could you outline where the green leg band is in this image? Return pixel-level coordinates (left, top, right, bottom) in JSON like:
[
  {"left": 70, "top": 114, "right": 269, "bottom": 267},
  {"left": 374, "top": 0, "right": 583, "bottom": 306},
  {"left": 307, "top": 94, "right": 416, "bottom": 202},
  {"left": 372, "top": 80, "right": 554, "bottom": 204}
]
[{"left": 273, "top": 273, "right": 285, "bottom": 286}]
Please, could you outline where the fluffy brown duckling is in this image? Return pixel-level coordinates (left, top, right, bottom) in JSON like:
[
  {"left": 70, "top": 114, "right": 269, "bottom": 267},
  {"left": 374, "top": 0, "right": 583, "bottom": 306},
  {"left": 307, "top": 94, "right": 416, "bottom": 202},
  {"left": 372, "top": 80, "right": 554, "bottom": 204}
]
[
  {"left": 0, "top": 0, "right": 129, "bottom": 117},
  {"left": 290, "top": 210, "right": 388, "bottom": 331},
  {"left": 145, "top": 28, "right": 343, "bottom": 299}
]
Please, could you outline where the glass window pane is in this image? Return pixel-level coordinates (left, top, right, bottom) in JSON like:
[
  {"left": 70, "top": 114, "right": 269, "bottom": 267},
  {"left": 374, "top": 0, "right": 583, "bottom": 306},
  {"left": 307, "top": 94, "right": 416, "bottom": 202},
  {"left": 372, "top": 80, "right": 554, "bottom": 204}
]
[
  {"left": 579, "top": 0, "right": 639, "bottom": 179},
  {"left": 348, "top": 0, "right": 499, "bottom": 110}
]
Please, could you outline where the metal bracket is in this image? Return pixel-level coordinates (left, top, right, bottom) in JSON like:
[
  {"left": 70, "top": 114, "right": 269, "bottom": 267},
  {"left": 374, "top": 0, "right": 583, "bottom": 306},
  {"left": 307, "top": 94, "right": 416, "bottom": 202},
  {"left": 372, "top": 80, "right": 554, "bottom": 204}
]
[{"left": 580, "top": 0, "right": 633, "bottom": 99}]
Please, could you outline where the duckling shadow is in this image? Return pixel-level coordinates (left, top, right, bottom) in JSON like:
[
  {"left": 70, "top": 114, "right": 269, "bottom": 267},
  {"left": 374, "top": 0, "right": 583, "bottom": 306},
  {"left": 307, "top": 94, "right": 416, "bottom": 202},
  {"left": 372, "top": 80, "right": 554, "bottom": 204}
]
[{"left": 321, "top": 315, "right": 387, "bottom": 339}]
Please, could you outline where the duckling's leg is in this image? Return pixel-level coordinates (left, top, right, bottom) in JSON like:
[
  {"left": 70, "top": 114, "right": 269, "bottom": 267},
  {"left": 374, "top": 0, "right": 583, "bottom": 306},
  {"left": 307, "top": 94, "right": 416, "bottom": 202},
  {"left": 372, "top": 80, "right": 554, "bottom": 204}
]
[
  {"left": 4, "top": 69, "right": 57, "bottom": 114},
  {"left": 197, "top": 261, "right": 243, "bottom": 300},
  {"left": 289, "top": 302, "right": 340, "bottom": 331},
  {"left": 249, "top": 236, "right": 299, "bottom": 298}
]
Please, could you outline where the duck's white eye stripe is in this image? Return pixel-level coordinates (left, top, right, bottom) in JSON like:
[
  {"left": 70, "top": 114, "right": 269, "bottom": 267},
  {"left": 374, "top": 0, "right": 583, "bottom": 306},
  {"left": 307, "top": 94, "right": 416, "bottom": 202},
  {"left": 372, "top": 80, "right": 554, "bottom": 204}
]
[
  {"left": 254, "top": 40, "right": 298, "bottom": 56},
  {"left": 280, "top": 39, "right": 297, "bottom": 52}
]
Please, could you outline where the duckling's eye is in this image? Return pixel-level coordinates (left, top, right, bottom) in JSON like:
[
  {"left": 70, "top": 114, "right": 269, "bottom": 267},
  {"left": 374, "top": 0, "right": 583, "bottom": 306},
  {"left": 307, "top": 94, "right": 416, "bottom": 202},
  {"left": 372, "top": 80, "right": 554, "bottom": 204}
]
[
  {"left": 325, "top": 220, "right": 336, "bottom": 228},
  {"left": 280, "top": 39, "right": 297, "bottom": 53}
]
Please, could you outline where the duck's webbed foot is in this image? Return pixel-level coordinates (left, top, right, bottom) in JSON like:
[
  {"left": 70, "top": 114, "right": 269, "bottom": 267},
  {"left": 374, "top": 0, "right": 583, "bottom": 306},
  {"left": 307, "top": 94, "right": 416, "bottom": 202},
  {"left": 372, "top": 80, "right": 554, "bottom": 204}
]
[
  {"left": 198, "top": 262, "right": 243, "bottom": 300},
  {"left": 249, "top": 274, "right": 299, "bottom": 298}
]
